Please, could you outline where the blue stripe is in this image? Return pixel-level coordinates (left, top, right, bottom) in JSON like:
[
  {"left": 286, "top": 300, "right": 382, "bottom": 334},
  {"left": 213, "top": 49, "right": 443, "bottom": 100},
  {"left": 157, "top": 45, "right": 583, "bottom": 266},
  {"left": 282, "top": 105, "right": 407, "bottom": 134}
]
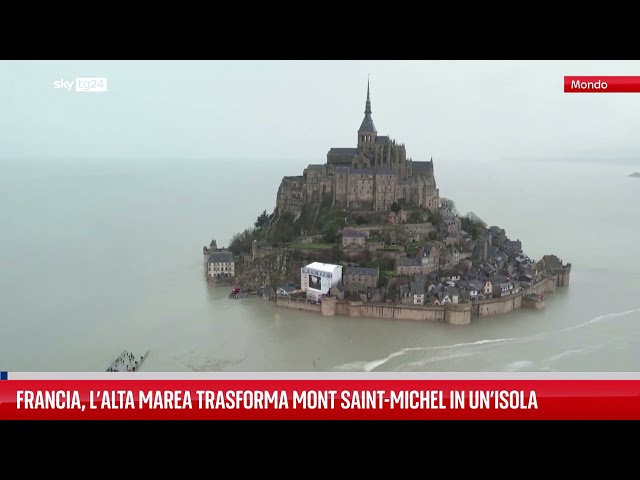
[{"left": 0, "top": 372, "right": 7, "bottom": 380}]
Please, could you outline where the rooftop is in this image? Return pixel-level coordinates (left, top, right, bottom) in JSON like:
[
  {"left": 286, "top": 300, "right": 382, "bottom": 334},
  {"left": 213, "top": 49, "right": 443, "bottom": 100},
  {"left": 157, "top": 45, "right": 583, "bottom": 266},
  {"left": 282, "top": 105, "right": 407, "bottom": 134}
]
[
  {"left": 397, "top": 257, "right": 421, "bottom": 267},
  {"left": 345, "top": 266, "right": 378, "bottom": 277},
  {"left": 304, "top": 262, "right": 342, "bottom": 273},
  {"left": 328, "top": 147, "right": 358, "bottom": 156},
  {"left": 208, "top": 251, "right": 233, "bottom": 263}
]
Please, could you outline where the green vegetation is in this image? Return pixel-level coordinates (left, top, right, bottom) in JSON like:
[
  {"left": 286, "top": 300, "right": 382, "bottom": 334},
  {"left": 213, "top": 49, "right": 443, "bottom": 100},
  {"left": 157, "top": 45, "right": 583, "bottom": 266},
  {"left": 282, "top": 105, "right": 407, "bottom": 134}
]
[
  {"left": 440, "top": 197, "right": 458, "bottom": 215},
  {"left": 426, "top": 209, "right": 443, "bottom": 228},
  {"left": 390, "top": 201, "right": 401, "bottom": 214},
  {"left": 407, "top": 208, "right": 424, "bottom": 224},
  {"left": 254, "top": 210, "right": 270, "bottom": 229},
  {"left": 405, "top": 241, "right": 421, "bottom": 256},
  {"left": 229, "top": 209, "right": 275, "bottom": 255},
  {"left": 323, "top": 225, "right": 338, "bottom": 244},
  {"left": 460, "top": 213, "right": 487, "bottom": 241},
  {"left": 229, "top": 227, "right": 259, "bottom": 256}
]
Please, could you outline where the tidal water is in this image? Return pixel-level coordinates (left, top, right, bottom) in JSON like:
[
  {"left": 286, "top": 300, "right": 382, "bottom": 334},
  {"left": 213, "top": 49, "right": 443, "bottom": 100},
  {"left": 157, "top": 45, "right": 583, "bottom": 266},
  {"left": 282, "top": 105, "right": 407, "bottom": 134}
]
[{"left": 1, "top": 156, "right": 639, "bottom": 372}]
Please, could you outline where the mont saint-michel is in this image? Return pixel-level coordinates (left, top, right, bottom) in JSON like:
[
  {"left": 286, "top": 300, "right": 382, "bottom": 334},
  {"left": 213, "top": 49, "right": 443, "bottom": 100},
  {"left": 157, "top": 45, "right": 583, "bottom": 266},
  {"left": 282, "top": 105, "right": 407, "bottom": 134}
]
[{"left": 203, "top": 81, "right": 571, "bottom": 325}]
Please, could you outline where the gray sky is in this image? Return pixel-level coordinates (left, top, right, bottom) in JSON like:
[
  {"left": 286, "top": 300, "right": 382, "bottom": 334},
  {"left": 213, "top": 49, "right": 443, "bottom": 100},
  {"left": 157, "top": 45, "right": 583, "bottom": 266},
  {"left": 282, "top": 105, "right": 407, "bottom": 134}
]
[{"left": 1, "top": 60, "right": 639, "bottom": 163}]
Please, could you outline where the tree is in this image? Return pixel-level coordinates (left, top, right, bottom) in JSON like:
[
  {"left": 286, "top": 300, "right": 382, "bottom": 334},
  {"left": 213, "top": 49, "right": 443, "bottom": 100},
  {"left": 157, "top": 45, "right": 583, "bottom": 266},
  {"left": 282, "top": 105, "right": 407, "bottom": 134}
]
[
  {"left": 408, "top": 209, "right": 423, "bottom": 224},
  {"left": 355, "top": 215, "right": 367, "bottom": 225},
  {"left": 390, "top": 201, "right": 401, "bottom": 214},
  {"left": 323, "top": 225, "right": 337, "bottom": 244},
  {"left": 440, "top": 197, "right": 457, "bottom": 215},
  {"left": 464, "top": 212, "right": 486, "bottom": 227},
  {"left": 254, "top": 210, "right": 270, "bottom": 229},
  {"left": 229, "top": 227, "right": 258, "bottom": 255},
  {"left": 460, "top": 212, "right": 487, "bottom": 241}
]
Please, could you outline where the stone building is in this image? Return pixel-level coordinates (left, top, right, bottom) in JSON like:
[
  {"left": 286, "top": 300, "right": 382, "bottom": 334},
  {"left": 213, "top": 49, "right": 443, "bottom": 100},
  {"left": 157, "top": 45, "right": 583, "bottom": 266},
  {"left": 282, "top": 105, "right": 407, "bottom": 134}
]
[
  {"left": 396, "top": 257, "right": 422, "bottom": 276},
  {"left": 276, "top": 81, "right": 440, "bottom": 216},
  {"left": 207, "top": 251, "right": 235, "bottom": 279},
  {"left": 343, "top": 266, "right": 379, "bottom": 291},
  {"left": 416, "top": 243, "right": 440, "bottom": 273},
  {"left": 342, "top": 230, "right": 368, "bottom": 248}
]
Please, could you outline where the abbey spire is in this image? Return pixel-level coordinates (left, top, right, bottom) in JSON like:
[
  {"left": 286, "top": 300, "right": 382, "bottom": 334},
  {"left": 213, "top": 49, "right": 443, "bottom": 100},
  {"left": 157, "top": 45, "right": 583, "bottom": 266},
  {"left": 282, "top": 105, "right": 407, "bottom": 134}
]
[{"left": 358, "top": 78, "right": 377, "bottom": 147}]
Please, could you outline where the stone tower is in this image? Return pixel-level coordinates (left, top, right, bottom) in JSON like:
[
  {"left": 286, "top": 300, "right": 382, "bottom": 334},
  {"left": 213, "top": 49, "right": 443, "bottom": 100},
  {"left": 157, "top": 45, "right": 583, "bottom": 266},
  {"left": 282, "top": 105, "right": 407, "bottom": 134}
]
[
  {"left": 357, "top": 79, "right": 377, "bottom": 148},
  {"left": 210, "top": 239, "right": 218, "bottom": 251}
]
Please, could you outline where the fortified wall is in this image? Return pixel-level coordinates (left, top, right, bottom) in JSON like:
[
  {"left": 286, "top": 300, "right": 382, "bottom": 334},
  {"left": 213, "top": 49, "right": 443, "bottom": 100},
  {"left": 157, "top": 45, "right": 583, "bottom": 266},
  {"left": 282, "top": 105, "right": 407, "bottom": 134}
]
[{"left": 274, "top": 272, "right": 568, "bottom": 326}]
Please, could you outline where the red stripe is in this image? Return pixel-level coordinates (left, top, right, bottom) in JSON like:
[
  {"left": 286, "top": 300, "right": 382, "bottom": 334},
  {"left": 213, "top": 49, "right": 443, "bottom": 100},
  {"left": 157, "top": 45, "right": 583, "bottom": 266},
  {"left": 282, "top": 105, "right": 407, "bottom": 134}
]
[
  {"left": 2, "top": 380, "right": 640, "bottom": 420},
  {"left": 564, "top": 76, "right": 640, "bottom": 93}
]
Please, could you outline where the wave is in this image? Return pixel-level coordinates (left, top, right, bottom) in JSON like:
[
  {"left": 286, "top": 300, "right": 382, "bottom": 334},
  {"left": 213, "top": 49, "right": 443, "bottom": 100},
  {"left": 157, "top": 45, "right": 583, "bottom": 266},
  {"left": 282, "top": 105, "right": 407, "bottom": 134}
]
[
  {"left": 504, "top": 360, "right": 535, "bottom": 371},
  {"left": 545, "top": 349, "right": 585, "bottom": 363},
  {"left": 335, "top": 337, "right": 530, "bottom": 372},
  {"left": 559, "top": 307, "right": 640, "bottom": 333},
  {"left": 333, "top": 306, "right": 640, "bottom": 372}
]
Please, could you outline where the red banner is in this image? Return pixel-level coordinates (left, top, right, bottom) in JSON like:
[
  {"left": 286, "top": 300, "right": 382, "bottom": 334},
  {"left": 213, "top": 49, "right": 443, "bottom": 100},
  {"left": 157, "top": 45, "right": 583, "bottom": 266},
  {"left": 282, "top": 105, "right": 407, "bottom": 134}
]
[
  {"left": 2, "top": 379, "right": 640, "bottom": 420},
  {"left": 564, "top": 76, "right": 640, "bottom": 93}
]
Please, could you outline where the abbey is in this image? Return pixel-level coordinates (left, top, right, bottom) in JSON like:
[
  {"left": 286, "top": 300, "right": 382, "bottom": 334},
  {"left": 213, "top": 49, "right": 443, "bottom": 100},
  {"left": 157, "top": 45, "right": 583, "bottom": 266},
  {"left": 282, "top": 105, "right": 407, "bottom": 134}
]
[{"left": 276, "top": 81, "right": 440, "bottom": 215}]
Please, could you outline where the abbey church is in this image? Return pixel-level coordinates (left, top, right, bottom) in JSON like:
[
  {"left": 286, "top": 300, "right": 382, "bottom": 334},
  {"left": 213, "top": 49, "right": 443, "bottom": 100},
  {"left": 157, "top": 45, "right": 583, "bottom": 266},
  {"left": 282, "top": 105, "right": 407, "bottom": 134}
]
[{"left": 276, "top": 81, "right": 440, "bottom": 215}]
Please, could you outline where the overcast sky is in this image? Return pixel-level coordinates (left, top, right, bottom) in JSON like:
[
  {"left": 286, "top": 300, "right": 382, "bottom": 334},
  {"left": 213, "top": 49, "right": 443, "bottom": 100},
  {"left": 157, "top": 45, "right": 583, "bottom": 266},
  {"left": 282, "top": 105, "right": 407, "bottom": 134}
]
[{"left": 1, "top": 60, "right": 639, "bottom": 164}]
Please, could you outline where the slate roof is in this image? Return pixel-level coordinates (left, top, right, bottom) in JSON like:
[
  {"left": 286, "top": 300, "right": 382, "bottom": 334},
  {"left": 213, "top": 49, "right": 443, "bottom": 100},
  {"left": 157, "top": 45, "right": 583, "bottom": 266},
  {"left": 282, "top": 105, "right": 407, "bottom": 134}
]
[
  {"left": 328, "top": 148, "right": 358, "bottom": 156},
  {"left": 412, "top": 161, "right": 433, "bottom": 173},
  {"left": 345, "top": 266, "right": 378, "bottom": 277},
  {"left": 397, "top": 257, "right": 421, "bottom": 267},
  {"left": 359, "top": 114, "right": 376, "bottom": 133},
  {"left": 209, "top": 251, "right": 233, "bottom": 263}
]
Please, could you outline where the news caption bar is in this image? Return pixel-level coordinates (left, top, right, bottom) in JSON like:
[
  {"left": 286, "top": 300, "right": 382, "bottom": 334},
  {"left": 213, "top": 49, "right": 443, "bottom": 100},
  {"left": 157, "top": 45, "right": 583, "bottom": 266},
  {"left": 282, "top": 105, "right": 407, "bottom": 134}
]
[
  {"left": 2, "top": 372, "right": 640, "bottom": 420},
  {"left": 564, "top": 76, "right": 640, "bottom": 93}
]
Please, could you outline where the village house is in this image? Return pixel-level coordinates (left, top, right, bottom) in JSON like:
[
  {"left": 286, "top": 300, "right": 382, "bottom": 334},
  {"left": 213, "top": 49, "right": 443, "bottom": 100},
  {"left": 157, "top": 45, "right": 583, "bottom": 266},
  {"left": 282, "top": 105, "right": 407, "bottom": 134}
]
[
  {"left": 398, "top": 284, "right": 412, "bottom": 304},
  {"left": 342, "top": 229, "right": 368, "bottom": 248},
  {"left": 207, "top": 250, "right": 235, "bottom": 279},
  {"left": 504, "top": 239, "right": 522, "bottom": 256},
  {"left": 465, "top": 279, "right": 484, "bottom": 301},
  {"left": 491, "top": 277, "right": 514, "bottom": 297},
  {"left": 483, "top": 263, "right": 497, "bottom": 277},
  {"left": 410, "top": 278, "right": 427, "bottom": 305},
  {"left": 446, "top": 287, "right": 460, "bottom": 304},
  {"left": 519, "top": 275, "right": 534, "bottom": 289},
  {"left": 416, "top": 243, "right": 439, "bottom": 273},
  {"left": 482, "top": 280, "right": 493, "bottom": 299},
  {"left": 443, "top": 216, "right": 461, "bottom": 236},
  {"left": 432, "top": 288, "right": 451, "bottom": 306},
  {"left": 438, "top": 270, "right": 461, "bottom": 283},
  {"left": 366, "top": 287, "right": 384, "bottom": 303},
  {"left": 488, "top": 226, "right": 508, "bottom": 248},
  {"left": 396, "top": 256, "right": 422, "bottom": 276},
  {"left": 343, "top": 266, "right": 379, "bottom": 291}
]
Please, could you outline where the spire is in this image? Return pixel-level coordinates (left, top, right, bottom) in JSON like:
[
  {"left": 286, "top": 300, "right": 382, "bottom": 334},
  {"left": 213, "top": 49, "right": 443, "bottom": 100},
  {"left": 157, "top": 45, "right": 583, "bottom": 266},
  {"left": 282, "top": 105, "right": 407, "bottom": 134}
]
[
  {"left": 365, "top": 76, "right": 372, "bottom": 115},
  {"left": 359, "top": 77, "right": 376, "bottom": 133}
]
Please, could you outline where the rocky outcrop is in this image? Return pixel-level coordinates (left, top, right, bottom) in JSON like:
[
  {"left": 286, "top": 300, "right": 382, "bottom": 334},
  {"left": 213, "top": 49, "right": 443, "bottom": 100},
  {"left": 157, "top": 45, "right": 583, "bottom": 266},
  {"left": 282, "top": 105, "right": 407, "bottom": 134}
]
[
  {"left": 235, "top": 248, "right": 341, "bottom": 293},
  {"left": 234, "top": 251, "right": 299, "bottom": 293}
]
